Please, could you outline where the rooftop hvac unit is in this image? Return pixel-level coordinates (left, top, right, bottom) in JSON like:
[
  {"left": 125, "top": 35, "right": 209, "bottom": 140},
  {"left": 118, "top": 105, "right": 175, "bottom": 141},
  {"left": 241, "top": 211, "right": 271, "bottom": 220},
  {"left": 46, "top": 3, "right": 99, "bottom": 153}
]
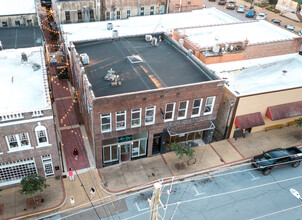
[
  {"left": 151, "top": 37, "right": 158, "bottom": 46},
  {"left": 0, "top": 41, "right": 3, "bottom": 50},
  {"left": 112, "top": 30, "right": 118, "bottom": 38},
  {"left": 179, "top": 38, "right": 184, "bottom": 47},
  {"left": 145, "top": 35, "right": 152, "bottom": 42},
  {"left": 212, "top": 45, "right": 220, "bottom": 53},
  {"left": 225, "top": 44, "right": 229, "bottom": 51},
  {"left": 229, "top": 45, "right": 234, "bottom": 51},
  {"left": 188, "top": 49, "right": 193, "bottom": 55},
  {"left": 80, "top": 53, "right": 89, "bottom": 65},
  {"left": 107, "top": 23, "right": 113, "bottom": 30},
  {"left": 21, "top": 52, "right": 28, "bottom": 64}
]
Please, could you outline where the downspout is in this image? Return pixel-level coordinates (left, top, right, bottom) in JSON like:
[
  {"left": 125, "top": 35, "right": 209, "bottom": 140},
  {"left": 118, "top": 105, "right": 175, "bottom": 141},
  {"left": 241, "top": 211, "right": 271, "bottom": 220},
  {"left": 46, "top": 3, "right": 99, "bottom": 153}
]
[
  {"left": 91, "top": 103, "right": 96, "bottom": 167},
  {"left": 137, "top": 0, "right": 140, "bottom": 16},
  {"left": 179, "top": 0, "right": 182, "bottom": 12}
]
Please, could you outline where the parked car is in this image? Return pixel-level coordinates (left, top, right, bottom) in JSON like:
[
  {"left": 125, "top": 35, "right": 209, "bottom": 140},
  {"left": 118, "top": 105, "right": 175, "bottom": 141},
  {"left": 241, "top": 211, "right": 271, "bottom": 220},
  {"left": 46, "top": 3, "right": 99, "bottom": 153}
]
[
  {"left": 218, "top": 0, "right": 226, "bottom": 5},
  {"left": 246, "top": 9, "right": 256, "bottom": 18},
  {"left": 226, "top": 1, "right": 236, "bottom": 9},
  {"left": 271, "top": 19, "right": 281, "bottom": 25},
  {"left": 237, "top": 5, "right": 245, "bottom": 13},
  {"left": 284, "top": 25, "right": 295, "bottom": 31},
  {"left": 251, "top": 147, "right": 302, "bottom": 176},
  {"left": 298, "top": 30, "right": 302, "bottom": 36},
  {"left": 256, "top": 12, "right": 267, "bottom": 20}
]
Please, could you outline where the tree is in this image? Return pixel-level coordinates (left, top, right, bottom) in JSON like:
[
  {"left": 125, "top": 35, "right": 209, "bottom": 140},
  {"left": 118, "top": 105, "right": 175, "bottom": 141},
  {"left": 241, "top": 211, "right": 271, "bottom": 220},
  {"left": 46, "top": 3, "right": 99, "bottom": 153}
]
[
  {"left": 296, "top": 117, "right": 302, "bottom": 127},
  {"left": 170, "top": 142, "right": 195, "bottom": 170},
  {"left": 19, "top": 174, "right": 49, "bottom": 196}
]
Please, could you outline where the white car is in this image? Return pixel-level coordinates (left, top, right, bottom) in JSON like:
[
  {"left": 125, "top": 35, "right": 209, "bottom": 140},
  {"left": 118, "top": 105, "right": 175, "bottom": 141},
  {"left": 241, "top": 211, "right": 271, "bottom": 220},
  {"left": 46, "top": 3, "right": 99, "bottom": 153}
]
[
  {"left": 237, "top": 5, "right": 245, "bottom": 13},
  {"left": 256, "top": 12, "right": 267, "bottom": 20}
]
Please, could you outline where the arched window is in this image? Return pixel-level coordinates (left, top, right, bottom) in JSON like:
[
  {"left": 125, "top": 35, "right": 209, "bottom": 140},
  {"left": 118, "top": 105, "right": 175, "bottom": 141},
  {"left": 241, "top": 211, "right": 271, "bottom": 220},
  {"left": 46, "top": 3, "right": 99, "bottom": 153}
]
[{"left": 35, "top": 123, "right": 49, "bottom": 146}]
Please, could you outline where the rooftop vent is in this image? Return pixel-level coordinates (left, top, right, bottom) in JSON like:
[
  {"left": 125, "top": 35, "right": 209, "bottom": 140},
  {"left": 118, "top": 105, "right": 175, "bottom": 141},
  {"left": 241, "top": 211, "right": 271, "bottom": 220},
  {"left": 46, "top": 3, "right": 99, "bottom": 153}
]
[
  {"left": 32, "top": 63, "right": 41, "bottom": 71},
  {"left": 127, "top": 55, "right": 143, "bottom": 64},
  {"left": 107, "top": 23, "right": 113, "bottom": 30},
  {"left": 112, "top": 30, "right": 118, "bottom": 38}
]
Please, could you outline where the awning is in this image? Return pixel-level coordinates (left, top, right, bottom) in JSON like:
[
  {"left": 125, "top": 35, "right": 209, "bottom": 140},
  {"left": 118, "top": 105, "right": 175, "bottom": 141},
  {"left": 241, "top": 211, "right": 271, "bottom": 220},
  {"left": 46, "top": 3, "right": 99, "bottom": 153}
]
[
  {"left": 167, "top": 120, "right": 215, "bottom": 137},
  {"left": 235, "top": 112, "right": 265, "bottom": 130},
  {"left": 266, "top": 101, "right": 302, "bottom": 121}
]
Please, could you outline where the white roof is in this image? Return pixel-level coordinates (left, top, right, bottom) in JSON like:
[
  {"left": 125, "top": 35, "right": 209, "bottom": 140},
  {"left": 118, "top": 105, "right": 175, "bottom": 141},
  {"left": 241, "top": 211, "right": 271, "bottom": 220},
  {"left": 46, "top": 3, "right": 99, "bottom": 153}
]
[
  {"left": 0, "top": 0, "right": 36, "bottom": 16},
  {"left": 0, "top": 47, "right": 51, "bottom": 115},
  {"left": 207, "top": 53, "right": 302, "bottom": 96},
  {"left": 182, "top": 20, "right": 298, "bottom": 48},
  {"left": 62, "top": 8, "right": 240, "bottom": 43}
]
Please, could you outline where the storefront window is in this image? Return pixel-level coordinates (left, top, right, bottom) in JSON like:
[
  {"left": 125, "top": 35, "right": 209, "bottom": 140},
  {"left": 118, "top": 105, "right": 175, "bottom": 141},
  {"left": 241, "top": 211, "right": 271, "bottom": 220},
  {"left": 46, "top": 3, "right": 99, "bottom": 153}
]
[
  {"left": 140, "top": 140, "right": 147, "bottom": 155},
  {"left": 132, "top": 141, "right": 139, "bottom": 157},
  {"left": 103, "top": 145, "right": 118, "bottom": 163},
  {"left": 132, "top": 139, "right": 147, "bottom": 158}
]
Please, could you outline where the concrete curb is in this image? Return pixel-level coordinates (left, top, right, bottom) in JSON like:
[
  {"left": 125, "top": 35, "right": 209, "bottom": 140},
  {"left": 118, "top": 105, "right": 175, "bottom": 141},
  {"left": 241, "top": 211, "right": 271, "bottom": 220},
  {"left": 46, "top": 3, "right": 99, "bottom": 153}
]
[
  {"left": 5, "top": 179, "right": 67, "bottom": 220},
  {"left": 98, "top": 156, "right": 251, "bottom": 196}
]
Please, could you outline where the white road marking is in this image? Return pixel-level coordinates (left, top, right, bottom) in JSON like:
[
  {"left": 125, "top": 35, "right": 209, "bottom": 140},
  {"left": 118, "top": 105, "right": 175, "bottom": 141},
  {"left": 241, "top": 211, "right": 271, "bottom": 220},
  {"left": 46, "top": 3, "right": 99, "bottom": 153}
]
[
  {"left": 249, "top": 172, "right": 260, "bottom": 180},
  {"left": 135, "top": 202, "right": 149, "bottom": 212},
  {"left": 193, "top": 186, "right": 205, "bottom": 196}
]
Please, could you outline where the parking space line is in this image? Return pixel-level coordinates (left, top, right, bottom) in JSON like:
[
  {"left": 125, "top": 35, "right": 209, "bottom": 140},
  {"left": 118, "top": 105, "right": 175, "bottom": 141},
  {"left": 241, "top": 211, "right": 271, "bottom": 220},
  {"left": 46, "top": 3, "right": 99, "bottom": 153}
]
[
  {"left": 193, "top": 186, "right": 205, "bottom": 196},
  {"left": 249, "top": 171, "right": 260, "bottom": 180},
  {"left": 135, "top": 202, "right": 150, "bottom": 212}
]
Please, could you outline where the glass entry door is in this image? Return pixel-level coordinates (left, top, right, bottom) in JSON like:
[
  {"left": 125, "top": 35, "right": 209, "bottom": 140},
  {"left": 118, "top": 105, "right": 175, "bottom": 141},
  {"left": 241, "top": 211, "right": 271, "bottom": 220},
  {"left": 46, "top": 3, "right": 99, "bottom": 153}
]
[{"left": 120, "top": 143, "right": 131, "bottom": 162}]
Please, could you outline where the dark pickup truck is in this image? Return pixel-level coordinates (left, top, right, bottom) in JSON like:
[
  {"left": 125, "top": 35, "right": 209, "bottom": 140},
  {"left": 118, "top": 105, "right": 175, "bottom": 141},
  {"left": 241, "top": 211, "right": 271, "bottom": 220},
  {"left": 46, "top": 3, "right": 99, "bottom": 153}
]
[{"left": 251, "top": 147, "right": 302, "bottom": 176}]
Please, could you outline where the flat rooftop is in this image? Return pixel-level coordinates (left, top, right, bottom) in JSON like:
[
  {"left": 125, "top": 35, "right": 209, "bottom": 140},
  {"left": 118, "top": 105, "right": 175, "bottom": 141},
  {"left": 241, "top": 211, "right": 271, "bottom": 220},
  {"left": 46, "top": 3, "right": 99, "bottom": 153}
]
[
  {"left": 62, "top": 8, "right": 239, "bottom": 43},
  {"left": 178, "top": 20, "right": 298, "bottom": 48},
  {"left": 0, "top": 0, "right": 36, "bottom": 16},
  {"left": 0, "top": 27, "right": 42, "bottom": 49},
  {"left": 0, "top": 47, "right": 51, "bottom": 115},
  {"left": 207, "top": 53, "right": 302, "bottom": 96},
  {"left": 75, "top": 36, "right": 216, "bottom": 97}
]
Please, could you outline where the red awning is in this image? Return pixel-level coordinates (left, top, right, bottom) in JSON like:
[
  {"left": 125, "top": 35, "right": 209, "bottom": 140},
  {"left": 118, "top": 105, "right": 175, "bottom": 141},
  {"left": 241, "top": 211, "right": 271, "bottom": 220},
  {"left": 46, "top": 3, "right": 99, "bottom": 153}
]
[
  {"left": 266, "top": 101, "right": 302, "bottom": 121},
  {"left": 235, "top": 112, "right": 265, "bottom": 130}
]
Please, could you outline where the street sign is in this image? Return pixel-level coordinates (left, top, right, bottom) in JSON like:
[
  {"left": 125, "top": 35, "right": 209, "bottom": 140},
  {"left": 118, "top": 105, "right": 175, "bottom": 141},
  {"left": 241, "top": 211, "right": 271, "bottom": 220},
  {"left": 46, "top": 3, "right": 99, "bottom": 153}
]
[{"left": 290, "top": 188, "right": 302, "bottom": 200}]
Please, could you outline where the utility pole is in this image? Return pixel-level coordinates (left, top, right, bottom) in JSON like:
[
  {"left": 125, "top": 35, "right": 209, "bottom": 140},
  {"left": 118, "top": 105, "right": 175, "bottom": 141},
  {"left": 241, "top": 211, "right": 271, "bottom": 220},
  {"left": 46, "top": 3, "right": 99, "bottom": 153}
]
[{"left": 149, "top": 182, "right": 163, "bottom": 220}]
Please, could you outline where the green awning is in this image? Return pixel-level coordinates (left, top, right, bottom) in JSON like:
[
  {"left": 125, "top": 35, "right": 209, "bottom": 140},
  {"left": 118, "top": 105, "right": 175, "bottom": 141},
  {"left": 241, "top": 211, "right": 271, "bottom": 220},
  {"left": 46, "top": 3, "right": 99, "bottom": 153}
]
[{"left": 293, "top": 0, "right": 302, "bottom": 3}]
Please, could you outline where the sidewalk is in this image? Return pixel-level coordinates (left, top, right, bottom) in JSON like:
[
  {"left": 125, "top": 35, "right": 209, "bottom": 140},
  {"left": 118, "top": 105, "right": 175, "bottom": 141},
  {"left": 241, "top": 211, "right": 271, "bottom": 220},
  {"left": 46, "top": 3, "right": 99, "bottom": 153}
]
[{"left": 100, "top": 125, "right": 302, "bottom": 193}]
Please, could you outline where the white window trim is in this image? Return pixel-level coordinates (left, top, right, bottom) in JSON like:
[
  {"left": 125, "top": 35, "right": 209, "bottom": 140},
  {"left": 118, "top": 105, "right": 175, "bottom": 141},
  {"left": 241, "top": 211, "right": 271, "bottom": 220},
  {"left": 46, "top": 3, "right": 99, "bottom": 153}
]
[
  {"left": 116, "top": 10, "right": 121, "bottom": 19},
  {"left": 103, "top": 145, "right": 119, "bottom": 163},
  {"left": 131, "top": 139, "right": 147, "bottom": 158},
  {"left": 116, "top": 111, "right": 126, "bottom": 130},
  {"left": 191, "top": 98, "right": 203, "bottom": 118},
  {"left": 177, "top": 100, "right": 189, "bottom": 120},
  {"left": 35, "top": 123, "right": 49, "bottom": 147},
  {"left": 131, "top": 108, "right": 141, "bottom": 128},
  {"left": 145, "top": 106, "right": 156, "bottom": 125},
  {"left": 204, "top": 96, "right": 216, "bottom": 115},
  {"left": 127, "top": 9, "right": 131, "bottom": 18},
  {"left": 150, "top": 5, "right": 155, "bottom": 15},
  {"left": 164, "top": 103, "right": 175, "bottom": 122},
  {"left": 140, "top": 6, "right": 145, "bottom": 16},
  {"left": 101, "top": 113, "right": 112, "bottom": 133},
  {"left": 106, "top": 11, "right": 111, "bottom": 20},
  {"left": 41, "top": 155, "right": 55, "bottom": 177},
  {"left": 5, "top": 133, "right": 32, "bottom": 152}
]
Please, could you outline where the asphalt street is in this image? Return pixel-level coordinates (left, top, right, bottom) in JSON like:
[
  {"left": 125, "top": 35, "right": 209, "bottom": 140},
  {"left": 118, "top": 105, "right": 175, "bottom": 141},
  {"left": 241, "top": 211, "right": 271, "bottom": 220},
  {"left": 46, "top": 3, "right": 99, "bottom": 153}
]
[{"left": 54, "top": 163, "right": 302, "bottom": 220}]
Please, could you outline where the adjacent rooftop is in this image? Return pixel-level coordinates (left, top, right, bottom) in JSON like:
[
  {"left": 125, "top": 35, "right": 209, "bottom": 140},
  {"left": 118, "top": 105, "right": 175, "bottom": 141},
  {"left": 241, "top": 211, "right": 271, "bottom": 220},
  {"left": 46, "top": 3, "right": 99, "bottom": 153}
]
[
  {"left": 62, "top": 8, "right": 239, "bottom": 43},
  {"left": 176, "top": 20, "right": 299, "bottom": 49},
  {"left": 207, "top": 53, "right": 302, "bottom": 96},
  {"left": 0, "top": 0, "right": 36, "bottom": 16},
  {"left": 75, "top": 35, "right": 217, "bottom": 97},
  {"left": 0, "top": 27, "right": 42, "bottom": 49},
  {"left": 0, "top": 47, "right": 51, "bottom": 115}
]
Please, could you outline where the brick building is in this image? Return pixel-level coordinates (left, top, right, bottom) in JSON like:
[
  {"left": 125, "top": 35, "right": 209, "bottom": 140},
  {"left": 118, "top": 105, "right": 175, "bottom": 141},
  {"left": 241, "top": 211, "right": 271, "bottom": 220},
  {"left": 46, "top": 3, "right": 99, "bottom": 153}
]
[
  {"left": 67, "top": 34, "right": 224, "bottom": 168},
  {"left": 0, "top": 47, "right": 61, "bottom": 187},
  {"left": 0, "top": 0, "right": 38, "bottom": 27},
  {"left": 208, "top": 53, "right": 302, "bottom": 140},
  {"left": 167, "top": 0, "right": 203, "bottom": 13},
  {"left": 52, "top": 0, "right": 167, "bottom": 24},
  {"left": 172, "top": 20, "right": 302, "bottom": 64}
]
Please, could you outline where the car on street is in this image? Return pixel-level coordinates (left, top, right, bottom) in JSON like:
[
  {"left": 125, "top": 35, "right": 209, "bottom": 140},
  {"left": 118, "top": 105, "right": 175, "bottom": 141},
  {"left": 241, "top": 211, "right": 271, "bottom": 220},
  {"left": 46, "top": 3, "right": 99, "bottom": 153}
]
[
  {"left": 271, "top": 19, "right": 281, "bottom": 25},
  {"left": 298, "top": 30, "right": 302, "bottom": 36},
  {"left": 251, "top": 146, "right": 302, "bottom": 175},
  {"left": 246, "top": 9, "right": 256, "bottom": 18},
  {"left": 226, "top": 1, "right": 236, "bottom": 9},
  {"left": 284, "top": 25, "right": 295, "bottom": 31},
  {"left": 237, "top": 5, "right": 245, "bottom": 13},
  {"left": 256, "top": 12, "right": 267, "bottom": 20},
  {"left": 218, "top": 0, "right": 226, "bottom": 5}
]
